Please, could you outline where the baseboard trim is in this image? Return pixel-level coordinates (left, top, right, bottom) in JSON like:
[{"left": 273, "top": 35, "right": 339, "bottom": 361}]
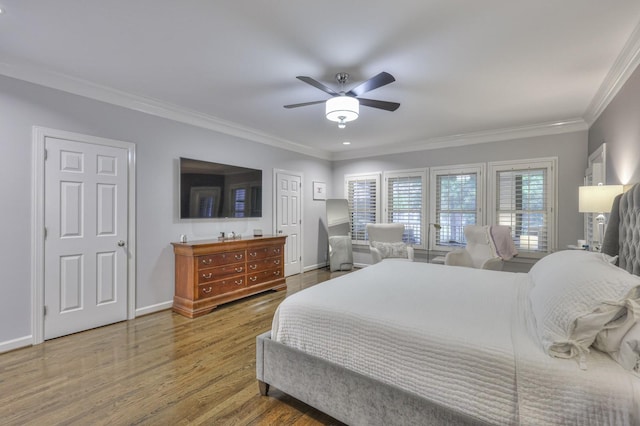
[
  {"left": 303, "top": 262, "right": 328, "bottom": 272},
  {"left": 0, "top": 335, "right": 33, "bottom": 354},
  {"left": 135, "top": 301, "right": 173, "bottom": 317}
]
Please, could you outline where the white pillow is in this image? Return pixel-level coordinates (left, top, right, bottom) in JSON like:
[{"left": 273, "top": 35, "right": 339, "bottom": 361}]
[
  {"left": 528, "top": 250, "right": 640, "bottom": 361},
  {"left": 370, "top": 241, "right": 408, "bottom": 259},
  {"left": 617, "top": 323, "right": 640, "bottom": 373},
  {"left": 594, "top": 299, "right": 640, "bottom": 371},
  {"left": 593, "top": 300, "right": 638, "bottom": 352}
]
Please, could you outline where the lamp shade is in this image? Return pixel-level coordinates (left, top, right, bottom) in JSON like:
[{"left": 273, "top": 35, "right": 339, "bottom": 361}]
[
  {"left": 326, "top": 96, "right": 359, "bottom": 123},
  {"left": 578, "top": 185, "right": 623, "bottom": 213}
]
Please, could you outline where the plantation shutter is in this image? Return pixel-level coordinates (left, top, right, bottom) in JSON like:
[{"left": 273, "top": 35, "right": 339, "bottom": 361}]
[
  {"left": 345, "top": 174, "right": 380, "bottom": 243},
  {"left": 435, "top": 172, "right": 479, "bottom": 246},
  {"left": 385, "top": 172, "right": 425, "bottom": 247},
  {"left": 495, "top": 168, "right": 549, "bottom": 253}
]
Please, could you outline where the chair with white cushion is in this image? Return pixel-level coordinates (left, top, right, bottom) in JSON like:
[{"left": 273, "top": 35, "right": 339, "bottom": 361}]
[
  {"left": 444, "top": 225, "right": 516, "bottom": 271},
  {"left": 366, "top": 223, "right": 414, "bottom": 264}
]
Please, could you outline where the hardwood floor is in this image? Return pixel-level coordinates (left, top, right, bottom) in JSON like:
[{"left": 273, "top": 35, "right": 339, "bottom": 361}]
[{"left": 0, "top": 269, "right": 352, "bottom": 425}]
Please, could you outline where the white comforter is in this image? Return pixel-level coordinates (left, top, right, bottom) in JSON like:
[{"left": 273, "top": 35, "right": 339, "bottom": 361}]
[{"left": 271, "top": 261, "right": 640, "bottom": 425}]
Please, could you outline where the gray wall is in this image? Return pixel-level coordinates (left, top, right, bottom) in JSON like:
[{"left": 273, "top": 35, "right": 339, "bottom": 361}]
[
  {"left": 0, "top": 75, "right": 332, "bottom": 347},
  {"left": 332, "top": 131, "right": 588, "bottom": 259},
  {"left": 0, "top": 71, "right": 591, "bottom": 349},
  {"left": 588, "top": 65, "right": 640, "bottom": 184}
]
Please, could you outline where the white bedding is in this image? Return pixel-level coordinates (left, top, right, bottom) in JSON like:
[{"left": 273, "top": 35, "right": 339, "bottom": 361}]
[{"left": 271, "top": 261, "right": 640, "bottom": 425}]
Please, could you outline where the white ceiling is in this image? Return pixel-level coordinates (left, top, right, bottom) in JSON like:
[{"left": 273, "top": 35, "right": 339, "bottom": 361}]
[{"left": 1, "top": 1, "right": 640, "bottom": 160}]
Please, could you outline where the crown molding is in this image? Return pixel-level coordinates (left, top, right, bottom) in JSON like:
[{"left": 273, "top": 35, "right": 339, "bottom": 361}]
[
  {"left": 583, "top": 20, "right": 640, "bottom": 125},
  {"left": 331, "top": 119, "right": 588, "bottom": 161},
  {"left": 0, "top": 61, "right": 332, "bottom": 160},
  {"left": 0, "top": 59, "right": 609, "bottom": 163}
]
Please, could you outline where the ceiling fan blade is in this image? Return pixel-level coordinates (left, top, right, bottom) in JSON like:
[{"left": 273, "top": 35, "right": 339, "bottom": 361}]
[
  {"left": 283, "top": 100, "right": 326, "bottom": 109},
  {"left": 297, "top": 76, "right": 340, "bottom": 96},
  {"left": 346, "top": 72, "right": 396, "bottom": 97},
  {"left": 358, "top": 98, "right": 400, "bottom": 112}
]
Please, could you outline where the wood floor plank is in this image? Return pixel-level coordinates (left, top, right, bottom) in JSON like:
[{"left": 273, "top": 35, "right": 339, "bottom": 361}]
[{"left": 0, "top": 268, "right": 350, "bottom": 425}]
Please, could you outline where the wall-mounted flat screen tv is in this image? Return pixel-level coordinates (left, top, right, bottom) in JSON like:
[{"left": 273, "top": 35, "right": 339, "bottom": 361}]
[{"left": 179, "top": 157, "right": 262, "bottom": 219}]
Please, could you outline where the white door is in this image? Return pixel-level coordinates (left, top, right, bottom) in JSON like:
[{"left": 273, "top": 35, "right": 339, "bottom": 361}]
[
  {"left": 44, "top": 137, "right": 129, "bottom": 339},
  {"left": 275, "top": 171, "right": 302, "bottom": 277}
]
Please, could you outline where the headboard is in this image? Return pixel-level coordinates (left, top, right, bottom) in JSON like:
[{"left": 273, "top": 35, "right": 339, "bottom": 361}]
[{"left": 602, "top": 183, "right": 640, "bottom": 275}]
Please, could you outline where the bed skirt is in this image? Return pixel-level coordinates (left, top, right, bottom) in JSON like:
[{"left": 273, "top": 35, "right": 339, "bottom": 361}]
[{"left": 256, "top": 331, "right": 489, "bottom": 426}]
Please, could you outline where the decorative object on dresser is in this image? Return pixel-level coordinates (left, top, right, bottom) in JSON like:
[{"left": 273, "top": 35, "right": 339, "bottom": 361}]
[{"left": 172, "top": 235, "right": 286, "bottom": 318}]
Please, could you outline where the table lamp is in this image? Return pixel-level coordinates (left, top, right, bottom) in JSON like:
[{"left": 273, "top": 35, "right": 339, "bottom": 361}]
[{"left": 578, "top": 184, "right": 623, "bottom": 250}]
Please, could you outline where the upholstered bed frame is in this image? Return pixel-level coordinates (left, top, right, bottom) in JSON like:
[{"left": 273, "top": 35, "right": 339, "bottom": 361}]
[
  {"left": 602, "top": 183, "right": 640, "bottom": 275},
  {"left": 256, "top": 183, "right": 640, "bottom": 425},
  {"left": 255, "top": 330, "right": 487, "bottom": 425}
]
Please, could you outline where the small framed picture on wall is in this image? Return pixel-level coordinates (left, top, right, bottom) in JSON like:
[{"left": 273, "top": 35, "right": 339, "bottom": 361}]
[{"left": 313, "top": 181, "right": 326, "bottom": 200}]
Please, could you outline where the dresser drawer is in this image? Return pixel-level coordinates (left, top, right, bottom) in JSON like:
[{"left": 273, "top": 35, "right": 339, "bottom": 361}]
[
  {"left": 247, "top": 245, "right": 283, "bottom": 260},
  {"left": 198, "top": 263, "right": 245, "bottom": 284},
  {"left": 197, "top": 250, "right": 245, "bottom": 269},
  {"left": 247, "top": 256, "right": 283, "bottom": 272},
  {"left": 247, "top": 267, "right": 284, "bottom": 286},
  {"left": 172, "top": 236, "right": 287, "bottom": 318},
  {"left": 198, "top": 276, "right": 246, "bottom": 298}
]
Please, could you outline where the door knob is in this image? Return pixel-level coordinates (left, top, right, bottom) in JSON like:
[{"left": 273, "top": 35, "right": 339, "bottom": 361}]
[
  {"left": 278, "top": 230, "right": 283, "bottom": 234},
  {"left": 117, "top": 240, "right": 126, "bottom": 247}
]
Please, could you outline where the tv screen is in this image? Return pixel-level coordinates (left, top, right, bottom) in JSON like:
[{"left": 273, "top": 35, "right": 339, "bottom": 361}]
[{"left": 179, "top": 157, "right": 262, "bottom": 219}]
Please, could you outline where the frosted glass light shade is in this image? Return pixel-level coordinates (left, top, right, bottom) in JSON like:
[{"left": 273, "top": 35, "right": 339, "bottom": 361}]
[
  {"left": 326, "top": 96, "right": 359, "bottom": 123},
  {"left": 578, "top": 185, "right": 623, "bottom": 213}
]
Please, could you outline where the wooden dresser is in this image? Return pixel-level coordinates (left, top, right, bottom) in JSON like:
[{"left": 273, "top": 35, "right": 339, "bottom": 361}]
[{"left": 171, "top": 235, "right": 287, "bottom": 318}]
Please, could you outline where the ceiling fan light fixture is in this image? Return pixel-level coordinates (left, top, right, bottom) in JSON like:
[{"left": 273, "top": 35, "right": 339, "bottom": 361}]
[{"left": 326, "top": 96, "right": 359, "bottom": 126}]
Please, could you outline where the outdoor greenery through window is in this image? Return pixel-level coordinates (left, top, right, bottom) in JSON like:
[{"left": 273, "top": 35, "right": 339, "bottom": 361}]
[
  {"left": 435, "top": 173, "right": 478, "bottom": 246},
  {"left": 385, "top": 171, "right": 425, "bottom": 247}
]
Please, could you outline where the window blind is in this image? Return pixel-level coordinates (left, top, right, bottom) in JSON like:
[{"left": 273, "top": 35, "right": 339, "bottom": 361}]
[
  {"left": 385, "top": 173, "right": 424, "bottom": 246},
  {"left": 346, "top": 174, "right": 379, "bottom": 243},
  {"left": 495, "top": 168, "right": 548, "bottom": 252},
  {"left": 435, "top": 172, "right": 478, "bottom": 246}
]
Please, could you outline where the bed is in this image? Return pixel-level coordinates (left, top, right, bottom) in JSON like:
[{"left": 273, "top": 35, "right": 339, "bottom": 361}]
[{"left": 256, "top": 184, "right": 640, "bottom": 425}]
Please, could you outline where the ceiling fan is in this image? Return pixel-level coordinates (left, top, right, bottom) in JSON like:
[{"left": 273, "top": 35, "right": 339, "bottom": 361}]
[{"left": 284, "top": 72, "right": 400, "bottom": 128}]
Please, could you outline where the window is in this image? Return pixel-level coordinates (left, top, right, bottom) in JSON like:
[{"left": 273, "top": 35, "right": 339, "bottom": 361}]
[
  {"left": 345, "top": 173, "right": 380, "bottom": 244},
  {"left": 232, "top": 187, "right": 246, "bottom": 217},
  {"left": 489, "top": 158, "right": 557, "bottom": 255},
  {"left": 229, "top": 184, "right": 261, "bottom": 217},
  {"left": 430, "top": 165, "right": 484, "bottom": 249},
  {"left": 383, "top": 170, "right": 426, "bottom": 247}
]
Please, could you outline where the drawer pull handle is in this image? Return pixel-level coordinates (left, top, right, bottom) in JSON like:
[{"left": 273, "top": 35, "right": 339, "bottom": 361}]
[
  {"left": 273, "top": 259, "right": 280, "bottom": 265},
  {"left": 249, "top": 252, "right": 257, "bottom": 257},
  {"left": 235, "top": 267, "right": 243, "bottom": 272},
  {"left": 235, "top": 279, "right": 243, "bottom": 285},
  {"left": 201, "top": 258, "right": 212, "bottom": 265},
  {"left": 274, "top": 248, "right": 281, "bottom": 254},
  {"left": 249, "top": 264, "right": 257, "bottom": 270},
  {"left": 274, "top": 270, "right": 281, "bottom": 276},
  {"left": 202, "top": 286, "right": 212, "bottom": 294},
  {"left": 202, "top": 273, "right": 213, "bottom": 279},
  {"left": 249, "top": 276, "right": 257, "bottom": 282},
  {"left": 235, "top": 254, "right": 243, "bottom": 260}
]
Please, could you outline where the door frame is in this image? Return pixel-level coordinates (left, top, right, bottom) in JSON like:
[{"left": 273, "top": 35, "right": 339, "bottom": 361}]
[
  {"left": 273, "top": 168, "right": 303, "bottom": 276},
  {"left": 31, "top": 126, "right": 137, "bottom": 345}
]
